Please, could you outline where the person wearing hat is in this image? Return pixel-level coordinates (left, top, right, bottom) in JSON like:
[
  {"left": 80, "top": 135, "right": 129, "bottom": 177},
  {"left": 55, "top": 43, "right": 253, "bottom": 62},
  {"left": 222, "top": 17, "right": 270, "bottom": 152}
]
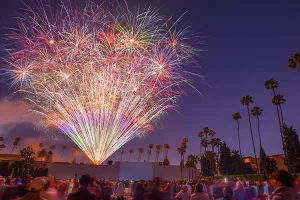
[
  {"left": 67, "top": 174, "right": 96, "bottom": 200},
  {"left": 20, "top": 177, "right": 47, "bottom": 200}
]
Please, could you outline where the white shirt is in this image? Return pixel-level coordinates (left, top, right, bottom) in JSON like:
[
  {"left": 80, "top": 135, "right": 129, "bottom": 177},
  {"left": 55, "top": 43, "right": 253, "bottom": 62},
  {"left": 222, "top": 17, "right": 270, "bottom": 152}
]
[{"left": 175, "top": 191, "right": 189, "bottom": 200}]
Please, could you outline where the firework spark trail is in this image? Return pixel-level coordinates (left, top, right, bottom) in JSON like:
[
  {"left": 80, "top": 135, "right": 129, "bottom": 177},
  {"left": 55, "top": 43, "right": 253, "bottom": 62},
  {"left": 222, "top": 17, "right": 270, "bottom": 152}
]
[{"left": 4, "top": 2, "right": 198, "bottom": 164}]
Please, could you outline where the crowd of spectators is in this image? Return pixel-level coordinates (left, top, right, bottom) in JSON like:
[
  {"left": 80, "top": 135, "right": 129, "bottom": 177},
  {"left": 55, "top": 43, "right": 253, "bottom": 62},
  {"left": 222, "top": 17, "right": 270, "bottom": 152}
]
[{"left": 0, "top": 170, "right": 298, "bottom": 200}]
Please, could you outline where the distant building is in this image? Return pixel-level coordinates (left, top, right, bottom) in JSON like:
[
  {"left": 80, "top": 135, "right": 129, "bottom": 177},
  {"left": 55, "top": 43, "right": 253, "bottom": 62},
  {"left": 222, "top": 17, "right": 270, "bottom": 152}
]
[{"left": 244, "top": 154, "right": 287, "bottom": 172}]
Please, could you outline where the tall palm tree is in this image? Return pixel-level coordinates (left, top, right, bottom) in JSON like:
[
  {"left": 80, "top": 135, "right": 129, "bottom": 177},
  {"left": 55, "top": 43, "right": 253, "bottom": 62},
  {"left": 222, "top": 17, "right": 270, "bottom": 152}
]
[
  {"left": 156, "top": 149, "right": 160, "bottom": 162},
  {"left": 164, "top": 144, "right": 170, "bottom": 159},
  {"left": 178, "top": 142, "right": 187, "bottom": 180},
  {"left": 148, "top": 144, "right": 154, "bottom": 162},
  {"left": 198, "top": 131, "right": 204, "bottom": 158},
  {"left": 208, "top": 130, "right": 216, "bottom": 151},
  {"left": 202, "top": 127, "right": 211, "bottom": 152},
  {"left": 192, "top": 155, "right": 199, "bottom": 179},
  {"left": 251, "top": 106, "right": 263, "bottom": 148},
  {"left": 186, "top": 154, "right": 193, "bottom": 181},
  {"left": 232, "top": 112, "right": 243, "bottom": 161},
  {"left": 61, "top": 145, "right": 67, "bottom": 157},
  {"left": 156, "top": 145, "right": 162, "bottom": 162},
  {"left": 120, "top": 151, "right": 124, "bottom": 161},
  {"left": 273, "top": 94, "right": 290, "bottom": 171},
  {"left": 265, "top": 78, "right": 290, "bottom": 171},
  {"left": 128, "top": 148, "right": 133, "bottom": 162},
  {"left": 138, "top": 148, "right": 144, "bottom": 162},
  {"left": 288, "top": 53, "right": 300, "bottom": 69},
  {"left": 241, "top": 95, "right": 259, "bottom": 177},
  {"left": 11, "top": 137, "right": 21, "bottom": 154}
]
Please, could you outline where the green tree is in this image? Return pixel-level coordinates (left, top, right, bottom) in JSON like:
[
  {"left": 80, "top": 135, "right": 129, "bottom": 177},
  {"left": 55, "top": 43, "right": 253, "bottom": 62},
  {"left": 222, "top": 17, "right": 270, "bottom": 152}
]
[
  {"left": 282, "top": 125, "right": 300, "bottom": 173},
  {"left": 219, "top": 142, "right": 232, "bottom": 175},
  {"left": 288, "top": 53, "right": 300, "bottom": 69},
  {"left": 200, "top": 151, "right": 216, "bottom": 177},
  {"left": 231, "top": 150, "right": 244, "bottom": 175},
  {"left": 260, "top": 146, "right": 278, "bottom": 174},
  {"left": 19, "top": 146, "right": 35, "bottom": 168},
  {"left": 241, "top": 95, "right": 259, "bottom": 178}
]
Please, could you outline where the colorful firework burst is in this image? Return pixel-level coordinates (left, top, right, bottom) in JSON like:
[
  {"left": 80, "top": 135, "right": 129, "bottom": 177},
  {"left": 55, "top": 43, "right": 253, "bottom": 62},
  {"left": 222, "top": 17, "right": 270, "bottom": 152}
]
[{"left": 3, "top": 1, "right": 198, "bottom": 164}]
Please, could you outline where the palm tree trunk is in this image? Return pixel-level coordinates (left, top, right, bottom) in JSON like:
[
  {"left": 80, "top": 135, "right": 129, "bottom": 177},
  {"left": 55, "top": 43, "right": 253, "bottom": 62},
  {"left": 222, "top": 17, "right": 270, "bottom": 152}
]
[
  {"left": 10, "top": 145, "right": 16, "bottom": 154},
  {"left": 256, "top": 116, "right": 264, "bottom": 175},
  {"left": 247, "top": 105, "right": 259, "bottom": 178},
  {"left": 275, "top": 105, "right": 291, "bottom": 172},
  {"left": 237, "top": 120, "right": 244, "bottom": 175},
  {"left": 129, "top": 153, "right": 131, "bottom": 162},
  {"left": 180, "top": 155, "right": 183, "bottom": 181},
  {"left": 121, "top": 155, "right": 123, "bottom": 161},
  {"left": 148, "top": 148, "right": 151, "bottom": 162},
  {"left": 191, "top": 167, "right": 193, "bottom": 180}
]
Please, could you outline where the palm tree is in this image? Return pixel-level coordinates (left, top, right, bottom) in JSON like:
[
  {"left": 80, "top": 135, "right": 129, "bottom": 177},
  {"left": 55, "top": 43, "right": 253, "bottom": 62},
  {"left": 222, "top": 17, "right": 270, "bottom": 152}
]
[
  {"left": 128, "top": 148, "right": 133, "bottom": 162},
  {"left": 186, "top": 155, "right": 194, "bottom": 181},
  {"left": 155, "top": 149, "right": 160, "bottom": 162},
  {"left": 202, "top": 127, "right": 211, "bottom": 152},
  {"left": 156, "top": 145, "right": 162, "bottom": 162},
  {"left": 120, "top": 151, "right": 124, "bottom": 161},
  {"left": 61, "top": 145, "right": 67, "bottom": 157},
  {"left": 288, "top": 53, "right": 300, "bottom": 69},
  {"left": 148, "top": 144, "right": 154, "bottom": 162},
  {"left": 138, "top": 148, "right": 144, "bottom": 162},
  {"left": 232, "top": 112, "right": 243, "bottom": 169},
  {"left": 178, "top": 142, "right": 187, "bottom": 180},
  {"left": 183, "top": 138, "right": 188, "bottom": 144},
  {"left": 11, "top": 137, "right": 21, "bottom": 154},
  {"left": 251, "top": 107, "right": 263, "bottom": 148},
  {"left": 198, "top": 131, "right": 204, "bottom": 158},
  {"left": 273, "top": 94, "right": 290, "bottom": 171},
  {"left": 0, "top": 137, "right": 4, "bottom": 143},
  {"left": 241, "top": 95, "right": 259, "bottom": 178},
  {"left": 164, "top": 144, "right": 170, "bottom": 159},
  {"left": 265, "top": 78, "right": 290, "bottom": 172}
]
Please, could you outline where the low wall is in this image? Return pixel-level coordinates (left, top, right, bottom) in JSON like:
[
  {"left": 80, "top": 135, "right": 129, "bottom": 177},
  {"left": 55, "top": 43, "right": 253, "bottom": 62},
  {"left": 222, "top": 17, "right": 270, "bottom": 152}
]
[{"left": 47, "top": 162, "right": 200, "bottom": 180}]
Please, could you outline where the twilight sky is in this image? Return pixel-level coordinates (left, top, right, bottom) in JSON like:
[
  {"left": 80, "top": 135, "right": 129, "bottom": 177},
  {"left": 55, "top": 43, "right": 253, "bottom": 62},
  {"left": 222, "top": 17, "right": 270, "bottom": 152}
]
[{"left": 0, "top": 0, "right": 300, "bottom": 164}]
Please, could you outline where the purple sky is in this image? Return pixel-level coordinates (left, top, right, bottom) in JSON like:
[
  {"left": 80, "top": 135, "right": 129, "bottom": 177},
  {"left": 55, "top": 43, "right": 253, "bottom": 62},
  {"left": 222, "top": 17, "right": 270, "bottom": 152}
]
[{"left": 0, "top": 0, "right": 300, "bottom": 164}]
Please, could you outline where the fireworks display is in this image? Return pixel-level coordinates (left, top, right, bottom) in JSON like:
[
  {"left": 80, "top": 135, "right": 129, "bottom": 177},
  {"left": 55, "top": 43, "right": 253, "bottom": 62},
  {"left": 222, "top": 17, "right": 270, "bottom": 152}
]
[{"left": 4, "top": 2, "right": 197, "bottom": 164}]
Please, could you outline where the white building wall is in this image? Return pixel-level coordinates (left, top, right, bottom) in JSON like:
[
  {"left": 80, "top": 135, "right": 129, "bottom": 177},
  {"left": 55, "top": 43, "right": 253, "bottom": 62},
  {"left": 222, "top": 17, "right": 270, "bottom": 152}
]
[{"left": 47, "top": 162, "right": 199, "bottom": 180}]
